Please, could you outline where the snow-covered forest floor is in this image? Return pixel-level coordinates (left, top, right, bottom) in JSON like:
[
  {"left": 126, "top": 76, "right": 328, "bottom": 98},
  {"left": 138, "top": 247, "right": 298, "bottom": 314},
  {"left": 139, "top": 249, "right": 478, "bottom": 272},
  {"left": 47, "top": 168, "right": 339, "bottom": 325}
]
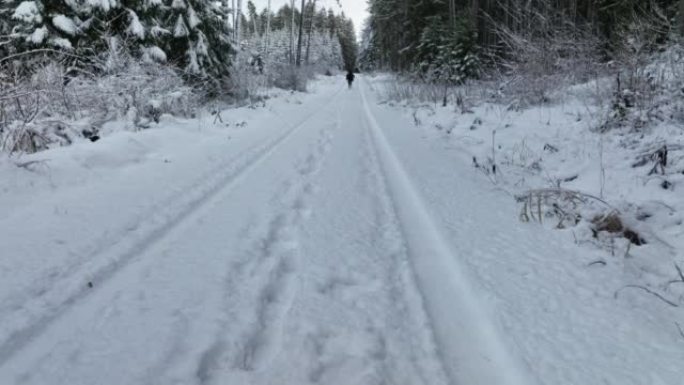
[
  {"left": 370, "top": 67, "right": 684, "bottom": 331},
  {"left": 0, "top": 73, "right": 683, "bottom": 385}
]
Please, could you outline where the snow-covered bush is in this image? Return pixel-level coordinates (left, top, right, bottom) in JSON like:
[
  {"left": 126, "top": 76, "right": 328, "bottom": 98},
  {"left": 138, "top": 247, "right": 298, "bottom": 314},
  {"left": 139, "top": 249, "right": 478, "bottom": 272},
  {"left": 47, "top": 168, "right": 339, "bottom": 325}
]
[
  {"left": 415, "top": 15, "right": 479, "bottom": 85},
  {"left": 382, "top": 79, "right": 444, "bottom": 105},
  {"left": 599, "top": 15, "right": 684, "bottom": 132},
  {"left": 0, "top": 42, "right": 198, "bottom": 153},
  {"left": 490, "top": 10, "right": 604, "bottom": 107},
  {"left": 271, "top": 64, "right": 311, "bottom": 92}
]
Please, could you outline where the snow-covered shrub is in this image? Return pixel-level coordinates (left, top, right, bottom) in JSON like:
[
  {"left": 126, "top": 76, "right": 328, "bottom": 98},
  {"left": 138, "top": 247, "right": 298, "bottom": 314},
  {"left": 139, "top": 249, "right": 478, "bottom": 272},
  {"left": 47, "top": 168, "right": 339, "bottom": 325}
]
[
  {"left": 272, "top": 64, "right": 311, "bottom": 92},
  {"left": 84, "top": 40, "right": 199, "bottom": 126},
  {"left": 0, "top": 42, "right": 198, "bottom": 153},
  {"left": 491, "top": 10, "right": 604, "bottom": 107},
  {"left": 516, "top": 188, "right": 646, "bottom": 246},
  {"left": 382, "top": 79, "right": 443, "bottom": 105},
  {"left": 599, "top": 15, "right": 684, "bottom": 132},
  {"left": 224, "top": 49, "right": 269, "bottom": 102}
]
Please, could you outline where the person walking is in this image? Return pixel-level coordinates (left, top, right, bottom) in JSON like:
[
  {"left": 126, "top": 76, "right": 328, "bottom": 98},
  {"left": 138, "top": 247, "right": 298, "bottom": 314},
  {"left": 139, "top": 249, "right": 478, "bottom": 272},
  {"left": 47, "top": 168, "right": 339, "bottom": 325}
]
[{"left": 346, "top": 71, "right": 355, "bottom": 89}]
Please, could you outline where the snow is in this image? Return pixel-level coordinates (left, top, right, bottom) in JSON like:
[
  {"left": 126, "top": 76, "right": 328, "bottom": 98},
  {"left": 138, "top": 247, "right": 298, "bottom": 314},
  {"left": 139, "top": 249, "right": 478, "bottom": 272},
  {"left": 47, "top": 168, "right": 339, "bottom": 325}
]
[
  {"left": 28, "top": 26, "right": 47, "bottom": 44},
  {"left": 196, "top": 32, "right": 208, "bottom": 56},
  {"left": 366, "top": 75, "right": 684, "bottom": 383},
  {"left": 360, "top": 84, "right": 536, "bottom": 385},
  {"left": 12, "top": 1, "right": 41, "bottom": 23},
  {"left": 174, "top": 15, "right": 188, "bottom": 37},
  {"left": 52, "top": 15, "right": 78, "bottom": 36},
  {"left": 0, "top": 75, "right": 682, "bottom": 385},
  {"left": 144, "top": 0, "right": 162, "bottom": 7},
  {"left": 187, "top": 5, "right": 200, "bottom": 29},
  {"left": 150, "top": 25, "right": 171, "bottom": 37},
  {"left": 126, "top": 9, "right": 145, "bottom": 39},
  {"left": 142, "top": 45, "right": 167, "bottom": 62},
  {"left": 186, "top": 47, "right": 199, "bottom": 73},
  {"left": 87, "top": 0, "right": 119, "bottom": 12},
  {"left": 171, "top": 0, "right": 186, "bottom": 9},
  {"left": 49, "top": 37, "right": 73, "bottom": 49}
]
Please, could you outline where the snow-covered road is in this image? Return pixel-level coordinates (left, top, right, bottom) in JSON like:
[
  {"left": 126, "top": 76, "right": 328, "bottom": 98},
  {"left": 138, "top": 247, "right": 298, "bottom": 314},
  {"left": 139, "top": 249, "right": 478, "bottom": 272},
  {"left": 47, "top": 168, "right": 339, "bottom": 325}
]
[{"left": 1, "top": 77, "right": 682, "bottom": 385}]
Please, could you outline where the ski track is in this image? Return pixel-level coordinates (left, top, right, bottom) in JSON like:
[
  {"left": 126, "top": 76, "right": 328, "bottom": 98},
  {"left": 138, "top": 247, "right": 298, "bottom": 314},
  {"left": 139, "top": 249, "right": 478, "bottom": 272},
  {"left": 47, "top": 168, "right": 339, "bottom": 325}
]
[
  {"left": 357, "top": 110, "right": 451, "bottom": 385},
  {"left": 0, "top": 87, "right": 342, "bottom": 369},
  {"left": 175, "top": 102, "right": 339, "bottom": 385},
  {"left": 359, "top": 80, "right": 537, "bottom": 385}
]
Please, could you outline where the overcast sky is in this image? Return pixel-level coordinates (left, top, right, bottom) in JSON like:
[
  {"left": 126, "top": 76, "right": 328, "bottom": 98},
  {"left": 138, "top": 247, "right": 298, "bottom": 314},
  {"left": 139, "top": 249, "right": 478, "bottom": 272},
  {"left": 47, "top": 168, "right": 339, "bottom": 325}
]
[{"left": 250, "top": 0, "right": 368, "bottom": 37}]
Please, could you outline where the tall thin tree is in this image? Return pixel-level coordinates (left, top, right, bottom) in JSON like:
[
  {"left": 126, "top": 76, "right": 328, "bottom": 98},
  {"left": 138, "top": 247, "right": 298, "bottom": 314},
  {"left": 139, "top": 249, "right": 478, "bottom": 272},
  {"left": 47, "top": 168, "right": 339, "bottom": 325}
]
[
  {"left": 290, "top": 0, "right": 296, "bottom": 64},
  {"left": 264, "top": 0, "right": 272, "bottom": 53},
  {"left": 296, "top": 0, "right": 306, "bottom": 66},
  {"left": 236, "top": 0, "right": 242, "bottom": 45},
  {"left": 232, "top": 0, "right": 236, "bottom": 39},
  {"left": 679, "top": 0, "right": 684, "bottom": 36},
  {"left": 305, "top": 0, "right": 317, "bottom": 64}
]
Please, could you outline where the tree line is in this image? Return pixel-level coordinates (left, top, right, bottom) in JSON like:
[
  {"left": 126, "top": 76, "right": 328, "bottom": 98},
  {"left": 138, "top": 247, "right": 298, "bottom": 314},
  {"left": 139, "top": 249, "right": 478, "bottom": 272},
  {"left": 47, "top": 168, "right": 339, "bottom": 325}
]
[
  {"left": 361, "top": 0, "right": 684, "bottom": 80},
  {"left": 0, "top": 0, "right": 358, "bottom": 85},
  {"left": 235, "top": 0, "right": 358, "bottom": 72}
]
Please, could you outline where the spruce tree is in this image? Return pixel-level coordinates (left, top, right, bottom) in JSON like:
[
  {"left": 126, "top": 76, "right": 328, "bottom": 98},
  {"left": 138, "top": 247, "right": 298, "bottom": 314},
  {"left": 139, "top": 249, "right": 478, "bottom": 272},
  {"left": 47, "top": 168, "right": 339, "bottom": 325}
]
[{"left": 162, "top": 0, "right": 234, "bottom": 81}]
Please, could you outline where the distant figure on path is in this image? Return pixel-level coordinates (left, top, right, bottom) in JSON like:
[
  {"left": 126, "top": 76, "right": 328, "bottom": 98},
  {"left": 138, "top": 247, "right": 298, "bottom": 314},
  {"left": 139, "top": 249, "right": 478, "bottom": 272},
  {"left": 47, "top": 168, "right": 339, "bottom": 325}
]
[{"left": 346, "top": 71, "right": 355, "bottom": 88}]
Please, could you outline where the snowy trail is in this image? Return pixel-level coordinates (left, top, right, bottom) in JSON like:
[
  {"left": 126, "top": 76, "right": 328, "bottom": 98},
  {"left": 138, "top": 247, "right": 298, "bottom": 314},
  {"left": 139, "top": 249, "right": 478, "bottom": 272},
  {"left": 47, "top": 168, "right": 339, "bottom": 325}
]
[
  {"left": 0, "top": 86, "right": 347, "bottom": 384},
  {"left": 1, "top": 76, "right": 682, "bottom": 385},
  {"left": 359, "top": 82, "right": 535, "bottom": 385},
  {"left": 0, "top": 85, "right": 343, "bottom": 370}
]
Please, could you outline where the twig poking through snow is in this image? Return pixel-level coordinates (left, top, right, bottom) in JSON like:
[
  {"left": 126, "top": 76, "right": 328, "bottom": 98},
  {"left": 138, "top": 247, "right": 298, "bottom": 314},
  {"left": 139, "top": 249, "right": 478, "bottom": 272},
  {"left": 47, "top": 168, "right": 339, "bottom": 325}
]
[
  {"left": 675, "top": 263, "right": 684, "bottom": 282},
  {"left": 676, "top": 322, "right": 684, "bottom": 341},
  {"left": 14, "top": 159, "right": 49, "bottom": 171},
  {"left": 666, "top": 263, "right": 684, "bottom": 288},
  {"left": 614, "top": 285, "right": 679, "bottom": 307}
]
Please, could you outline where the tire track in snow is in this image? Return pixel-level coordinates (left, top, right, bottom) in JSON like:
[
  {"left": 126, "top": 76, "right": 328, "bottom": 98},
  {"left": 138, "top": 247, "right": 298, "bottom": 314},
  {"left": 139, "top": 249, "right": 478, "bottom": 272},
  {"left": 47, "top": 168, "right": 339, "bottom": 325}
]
[
  {"left": 194, "top": 114, "right": 336, "bottom": 383},
  {"left": 0, "top": 87, "right": 343, "bottom": 368},
  {"left": 359, "top": 80, "right": 537, "bottom": 385}
]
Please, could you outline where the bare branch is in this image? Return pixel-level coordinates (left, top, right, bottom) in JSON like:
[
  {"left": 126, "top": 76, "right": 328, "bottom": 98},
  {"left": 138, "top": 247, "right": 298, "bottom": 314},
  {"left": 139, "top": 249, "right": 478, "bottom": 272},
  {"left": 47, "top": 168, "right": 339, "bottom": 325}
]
[{"left": 615, "top": 285, "right": 679, "bottom": 308}]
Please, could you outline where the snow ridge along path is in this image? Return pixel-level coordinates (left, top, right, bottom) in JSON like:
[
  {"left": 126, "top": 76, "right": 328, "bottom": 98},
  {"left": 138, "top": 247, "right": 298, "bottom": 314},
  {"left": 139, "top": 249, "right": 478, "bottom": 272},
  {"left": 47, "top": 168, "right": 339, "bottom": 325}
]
[{"left": 360, "top": 81, "right": 536, "bottom": 385}]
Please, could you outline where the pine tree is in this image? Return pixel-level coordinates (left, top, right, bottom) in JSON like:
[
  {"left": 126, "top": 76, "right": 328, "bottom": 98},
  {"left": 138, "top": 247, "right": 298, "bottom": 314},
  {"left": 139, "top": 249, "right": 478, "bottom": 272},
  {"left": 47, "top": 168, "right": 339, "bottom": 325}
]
[
  {"left": 415, "top": 15, "right": 478, "bottom": 84},
  {"left": 162, "top": 0, "right": 234, "bottom": 81},
  {"left": 246, "top": 0, "right": 258, "bottom": 36},
  {"left": 337, "top": 16, "right": 357, "bottom": 72}
]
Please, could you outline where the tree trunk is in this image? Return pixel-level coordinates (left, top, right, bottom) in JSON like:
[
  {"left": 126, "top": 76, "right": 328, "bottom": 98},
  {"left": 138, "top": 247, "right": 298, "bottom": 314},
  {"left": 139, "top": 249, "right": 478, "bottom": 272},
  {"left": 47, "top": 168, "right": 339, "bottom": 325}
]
[
  {"left": 679, "top": 0, "right": 684, "bottom": 36},
  {"left": 295, "top": 0, "right": 306, "bottom": 66},
  {"left": 236, "top": 0, "right": 242, "bottom": 46},
  {"left": 448, "top": 0, "right": 455, "bottom": 29},
  {"left": 290, "top": 0, "right": 295, "bottom": 64},
  {"left": 232, "top": 0, "right": 236, "bottom": 40},
  {"left": 265, "top": 0, "right": 272, "bottom": 51},
  {"left": 305, "top": 0, "right": 316, "bottom": 65},
  {"left": 471, "top": 0, "right": 479, "bottom": 30}
]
